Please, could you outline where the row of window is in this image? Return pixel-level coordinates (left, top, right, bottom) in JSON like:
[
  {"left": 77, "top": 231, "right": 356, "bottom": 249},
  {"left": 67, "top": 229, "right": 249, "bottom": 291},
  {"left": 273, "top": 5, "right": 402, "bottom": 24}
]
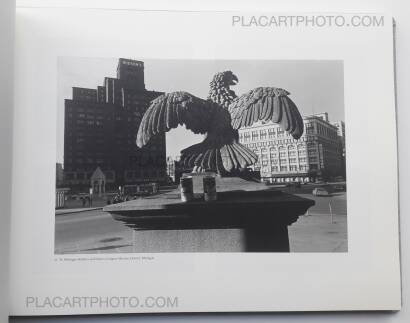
[
  {"left": 65, "top": 171, "right": 115, "bottom": 181},
  {"left": 124, "top": 169, "right": 166, "bottom": 179},
  {"left": 242, "top": 135, "right": 316, "bottom": 147},
  {"left": 316, "top": 123, "right": 338, "bottom": 140},
  {"left": 241, "top": 128, "right": 287, "bottom": 142},
  {"left": 66, "top": 105, "right": 147, "bottom": 116},
  {"left": 240, "top": 120, "right": 341, "bottom": 143},
  {"left": 255, "top": 156, "right": 316, "bottom": 166},
  {"left": 246, "top": 143, "right": 308, "bottom": 150},
  {"left": 252, "top": 147, "right": 312, "bottom": 156},
  {"left": 240, "top": 123, "right": 325, "bottom": 142},
  {"left": 256, "top": 164, "right": 312, "bottom": 172}
]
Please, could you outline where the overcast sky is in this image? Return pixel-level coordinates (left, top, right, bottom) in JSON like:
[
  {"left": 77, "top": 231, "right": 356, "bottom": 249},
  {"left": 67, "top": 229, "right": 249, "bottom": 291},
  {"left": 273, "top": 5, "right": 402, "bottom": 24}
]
[{"left": 57, "top": 58, "right": 344, "bottom": 163}]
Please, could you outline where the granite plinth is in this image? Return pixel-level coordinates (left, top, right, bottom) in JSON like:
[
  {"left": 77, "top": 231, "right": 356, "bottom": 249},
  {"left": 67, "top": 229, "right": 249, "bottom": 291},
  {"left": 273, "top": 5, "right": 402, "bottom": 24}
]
[{"left": 103, "top": 177, "right": 315, "bottom": 252}]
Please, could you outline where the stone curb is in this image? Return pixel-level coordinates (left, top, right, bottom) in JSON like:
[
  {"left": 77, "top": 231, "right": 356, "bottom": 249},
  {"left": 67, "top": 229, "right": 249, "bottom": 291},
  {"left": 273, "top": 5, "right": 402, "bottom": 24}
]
[{"left": 55, "top": 207, "right": 103, "bottom": 216}]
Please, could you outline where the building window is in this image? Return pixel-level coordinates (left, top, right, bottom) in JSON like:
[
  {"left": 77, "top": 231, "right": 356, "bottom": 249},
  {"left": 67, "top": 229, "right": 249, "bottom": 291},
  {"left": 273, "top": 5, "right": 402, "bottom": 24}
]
[
  {"left": 261, "top": 148, "right": 268, "bottom": 160},
  {"left": 270, "top": 150, "right": 277, "bottom": 159},
  {"left": 278, "top": 146, "right": 286, "bottom": 154},
  {"left": 268, "top": 128, "right": 275, "bottom": 138},
  {"left": 298, "top": 148, "right": 306, "bottom": 156},
  {"left": 260, "top": 130, "right": 267, "bottom": 140},
  {"left": 244, "top": 132, "right": 250, "bottom": 142},
  {"left": 289, "top": 165, "right": 298, "bottom": 171},
  {"left": 288, "top": 150, "right": 297, "bottom": 157},
  {"left": 280, "top": 166, "right": 288, "bottom": 171},
  {"left": 308, "top": 149, "right": 317, "bottom": 156},
  {"left": 251, "top": 131, "right": 259, "bottom": 141},
  {"left": 65, "top": 173, "right": 74, "bottom": 180},
  {"left": 306, "top": 122, "right": 314, "bottom": 134}
]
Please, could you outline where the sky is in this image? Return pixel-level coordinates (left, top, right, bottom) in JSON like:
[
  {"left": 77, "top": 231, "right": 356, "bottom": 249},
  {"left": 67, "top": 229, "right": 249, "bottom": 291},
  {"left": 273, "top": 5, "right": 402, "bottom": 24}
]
[{"left": 57, "top": 58, "right": 344, "bottom": 163}]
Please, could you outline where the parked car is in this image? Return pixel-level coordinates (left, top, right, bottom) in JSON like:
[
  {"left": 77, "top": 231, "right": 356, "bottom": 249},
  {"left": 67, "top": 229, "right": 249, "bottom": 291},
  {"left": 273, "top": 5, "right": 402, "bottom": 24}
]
[{"left": 312, "top": 188, "right": 330, "bottom": 196}]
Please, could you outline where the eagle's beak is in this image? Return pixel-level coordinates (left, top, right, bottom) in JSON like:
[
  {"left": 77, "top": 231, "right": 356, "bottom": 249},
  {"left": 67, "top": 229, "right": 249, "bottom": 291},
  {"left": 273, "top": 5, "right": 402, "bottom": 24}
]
[{"left": 231, "top": 74, "right": 239, "bottom": 85}]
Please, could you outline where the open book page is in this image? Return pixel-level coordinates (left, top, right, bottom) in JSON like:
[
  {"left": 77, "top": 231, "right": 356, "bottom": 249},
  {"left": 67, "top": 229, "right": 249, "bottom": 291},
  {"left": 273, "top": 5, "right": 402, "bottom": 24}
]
[
  {"left": 10, "top": 5, "right": 400, "bottom": 315},
  {"left": 0, "top": 0, "right": 14, "bottom": 322}
]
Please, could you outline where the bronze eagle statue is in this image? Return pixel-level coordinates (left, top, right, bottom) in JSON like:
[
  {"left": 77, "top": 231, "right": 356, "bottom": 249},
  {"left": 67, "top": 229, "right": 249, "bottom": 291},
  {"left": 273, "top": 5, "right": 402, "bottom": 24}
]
[{"left": 136, "top": 71, "right": 304, "bottom": 175}]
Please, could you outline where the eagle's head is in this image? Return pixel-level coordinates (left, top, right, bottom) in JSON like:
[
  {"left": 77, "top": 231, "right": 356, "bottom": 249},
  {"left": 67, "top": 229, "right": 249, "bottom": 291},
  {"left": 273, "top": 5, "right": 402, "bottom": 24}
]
[
  {"left": 208, "top": 71, "right": 239, "bottom": 107},
  {"left": 212, "top": 71, "right": 239, "bottom": 87}
]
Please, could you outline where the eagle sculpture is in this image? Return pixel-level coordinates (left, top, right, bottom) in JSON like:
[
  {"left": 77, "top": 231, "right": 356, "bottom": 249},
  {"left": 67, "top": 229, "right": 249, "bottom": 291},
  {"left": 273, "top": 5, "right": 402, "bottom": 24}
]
[{"left": 136, "top": 71, "right": 304, "bottom": 175}]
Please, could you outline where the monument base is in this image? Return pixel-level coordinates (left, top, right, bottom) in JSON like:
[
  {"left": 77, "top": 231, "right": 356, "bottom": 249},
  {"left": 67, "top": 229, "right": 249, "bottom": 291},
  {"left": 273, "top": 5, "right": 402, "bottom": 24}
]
[{"left": 103, "top": 177, "right": 314, "bottom": 252}]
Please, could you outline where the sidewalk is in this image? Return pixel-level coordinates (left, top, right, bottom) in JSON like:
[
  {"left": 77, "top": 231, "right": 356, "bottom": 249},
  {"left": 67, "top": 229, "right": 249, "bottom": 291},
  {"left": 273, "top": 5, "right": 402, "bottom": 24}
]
[
  {"left": 55, "top": 207, "right": 102, "bottom": 216},
  {"left": 289, "top": 213, "right": 347, "bottom": 252}
]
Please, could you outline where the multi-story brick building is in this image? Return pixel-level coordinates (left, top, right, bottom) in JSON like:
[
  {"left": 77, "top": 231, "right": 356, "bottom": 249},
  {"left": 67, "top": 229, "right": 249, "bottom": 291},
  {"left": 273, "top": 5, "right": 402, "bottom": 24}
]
[
  {"left": 238, "top": 112, "right": 345, "bottom": 183},
  {"left": 63, "top": 58, "right": 166, "bottom": 189}
]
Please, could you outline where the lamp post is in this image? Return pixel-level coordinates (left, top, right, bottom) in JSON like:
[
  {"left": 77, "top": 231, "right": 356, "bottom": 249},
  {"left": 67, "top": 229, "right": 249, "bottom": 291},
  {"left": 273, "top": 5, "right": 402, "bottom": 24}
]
[{"left": 89, "top": 187, "right": 93, "bottom": 207}]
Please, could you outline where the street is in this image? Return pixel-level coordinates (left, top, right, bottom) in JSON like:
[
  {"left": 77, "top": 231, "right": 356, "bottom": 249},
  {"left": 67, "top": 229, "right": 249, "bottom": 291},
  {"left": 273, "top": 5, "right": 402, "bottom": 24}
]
[
  {"left": 289, "top": 192, "right": 347, "bottom": 252},
  {"left": 55, "top": 192, "right": 347, "bottom": 254}
]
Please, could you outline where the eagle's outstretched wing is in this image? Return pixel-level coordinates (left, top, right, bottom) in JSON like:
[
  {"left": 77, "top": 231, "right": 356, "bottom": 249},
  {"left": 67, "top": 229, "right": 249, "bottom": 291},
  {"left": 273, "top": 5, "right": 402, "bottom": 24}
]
[
  {"left": 228, "top": 87, "right": 304, "bottom": 139},
  {"left": 136, "top": 91, "right": 216, "bottom": 147}
]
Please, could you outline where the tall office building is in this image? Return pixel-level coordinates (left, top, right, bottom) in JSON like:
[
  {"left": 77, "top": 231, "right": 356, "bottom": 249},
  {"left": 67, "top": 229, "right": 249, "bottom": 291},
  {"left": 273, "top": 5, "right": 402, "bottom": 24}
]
[
  {"left": 63, "top": 58, "right": 166, "bottom": 189},
  {"left": 238, "top": 112, "right": 345, "bottom": 183},
  {"left": 55, "top": 163, "right": 64, "bottom": 187}
]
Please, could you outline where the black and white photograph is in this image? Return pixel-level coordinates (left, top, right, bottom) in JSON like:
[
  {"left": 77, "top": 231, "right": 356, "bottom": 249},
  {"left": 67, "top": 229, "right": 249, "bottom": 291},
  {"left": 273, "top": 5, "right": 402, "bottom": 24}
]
[
  {"left": 8, "top": 6, "right": 402, "bottom": 316},
  {"left": 55, "top": 58, "right": 347, "bottom": 254}
]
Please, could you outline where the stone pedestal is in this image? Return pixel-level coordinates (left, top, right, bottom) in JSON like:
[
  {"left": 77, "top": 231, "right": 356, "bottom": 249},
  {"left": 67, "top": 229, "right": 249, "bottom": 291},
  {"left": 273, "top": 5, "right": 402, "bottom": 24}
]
[{"left": 103, "top": 177, "right": 314, "bottom": 252}]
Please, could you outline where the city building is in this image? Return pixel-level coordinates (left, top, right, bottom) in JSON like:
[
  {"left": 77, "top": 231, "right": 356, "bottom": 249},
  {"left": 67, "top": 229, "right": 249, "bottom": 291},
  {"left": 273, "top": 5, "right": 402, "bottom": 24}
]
[
  {"left": 332, "top": 120, "right": 346, "bottom": 152},
  {"left": 56, "top": 163, "right": 64, "bottom": 187},
  {"left": 63, "top": 58, "right": 166, "bottom": 190},
  {"left": 333, "top": 120, "right": 345, "bottom": 140},
  {"left": 238, "top": 112, "right": 345, "bottom": 183},
  {"left": 166, "top": 156, "right": 185, "bottom": 184},
  {"left": 332, "top": 120, "right": 346, "bottom": 178}
]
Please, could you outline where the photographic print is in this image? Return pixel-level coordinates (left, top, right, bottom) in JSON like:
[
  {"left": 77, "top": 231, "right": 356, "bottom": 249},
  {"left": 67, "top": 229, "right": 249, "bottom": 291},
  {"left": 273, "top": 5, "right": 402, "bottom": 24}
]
[
  {"left": 55, "top": 58, "right": 346, "bottom": 254},
  {"left": 11, "top": 9, "right": 400, "bottom": 314}
]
